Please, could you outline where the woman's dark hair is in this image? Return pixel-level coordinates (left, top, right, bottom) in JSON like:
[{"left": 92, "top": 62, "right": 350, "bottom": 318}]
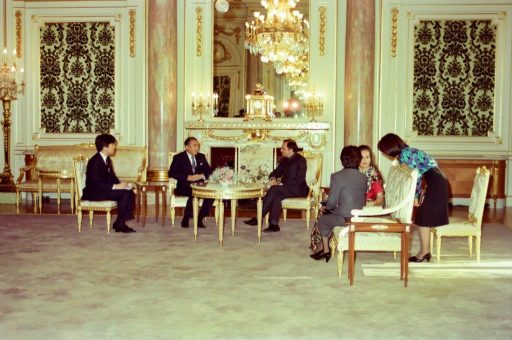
[
  {"left": 359, "top": 144, "right": 375, "bottom": 166},
  {"left": 184, "top": 136, "right": 198, "bottom": 146},
  {"left": 377, "top": 133, "right": 408, "bottom": 157},
  {"left": 95, "top": 134, "right": 117, "bottom": 152},
  {"left": 284, "top": 139, "right": 302, "bottom": 153},
  {"left": 340, "top": 145, "right": 362, "bottom": 169}
]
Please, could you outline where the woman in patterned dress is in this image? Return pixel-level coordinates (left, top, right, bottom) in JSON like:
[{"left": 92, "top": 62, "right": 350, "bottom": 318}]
[
  {"left": 358, "top": 145, "right": 384, "bottom": 207},
  {"left": 377, "top": 133, "right": 449, "bottom": 263}
]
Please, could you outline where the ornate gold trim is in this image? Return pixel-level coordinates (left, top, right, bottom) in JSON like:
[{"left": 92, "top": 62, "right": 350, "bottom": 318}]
[
  {"left": 129, "top": 9, "right": 135, "bottom": 57},
  {"left": 391, "top": 8, "right": 399, "bottom": 57},
  {"left": 15, "top": 11, "right": 22, "bottom": 58},
  {"left": 319, "top": 6, "right": 326, "bottom": 56},
  {"left": 267, "top": 131, "right": 308, "bottom": 142},
  {"left": 195, "top": 7, "right": 203, "bottom": 57},
  {"left": 214, "top": 24, "right": 242, "bottom": 44}
]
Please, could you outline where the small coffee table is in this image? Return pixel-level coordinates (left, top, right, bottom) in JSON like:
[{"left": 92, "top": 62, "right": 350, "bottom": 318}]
[
  {"left": 191, "top": 182, "right": 265, "bottom": 246},
  {"left": 136, "top": 181, "right": 168, "bottom": 227}
]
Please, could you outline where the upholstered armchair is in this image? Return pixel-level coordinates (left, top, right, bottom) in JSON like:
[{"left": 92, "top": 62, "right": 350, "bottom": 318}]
[
  {"left": 73, "top": 156, "right": 117, "bottom": 234},
  {"left": 281, "top": 151, "right": 323, "bottom": 229},
  {"left": 331, "top": 160, "right": 418, "bottom": 285},
  {"left": 430, "top": 166, "right": 490, "bottom": 263}
]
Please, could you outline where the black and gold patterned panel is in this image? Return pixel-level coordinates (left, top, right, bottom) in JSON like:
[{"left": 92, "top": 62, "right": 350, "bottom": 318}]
[
  {"left": 413, "top": 20, "right": 496, "bottom": 136},
  {"left": 40, "top": 22, "right": 115, "bottom": 133}
]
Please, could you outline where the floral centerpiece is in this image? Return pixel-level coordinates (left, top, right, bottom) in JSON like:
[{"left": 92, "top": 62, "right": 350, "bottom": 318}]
[
  {"left": 209, "top": 166, "right": 236, "bottom": 185},
  {"left": 238, "top": 162, "right": 272, "bottom": 184}
]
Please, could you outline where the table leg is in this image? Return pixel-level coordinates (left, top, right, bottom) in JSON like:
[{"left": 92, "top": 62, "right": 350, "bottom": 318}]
[
  {"left": 257, "top": 197, "right": 262, "bottom": 242},
  {"left": 155, "top": 189, "right": 160, "bottom": 223},
  {"left": 400, "top": 233, "right": 405, "bottom": 281},
  {"left": 404, "top": 232, "right": 409, "bottom": 287},
  {"left": 162, "top": 186, "right": 167, "bottom": 226},
  {"left": 57, "top": 178, "right": 61, "bottom": 215},
  {"left": 349, "top": 231, "right": 355, "bottom": 286},
  {"left": 142, "top": 188, "right": 147, "bottom": 227},
  {"left": 193, "top": 196, "right": 199, "bottom": 240},
  {"left": 218, "top": 200, "right": 224, "bottom": 246},
  {"left": 231, "top": 199, "right": 237, "bottom": 236}
]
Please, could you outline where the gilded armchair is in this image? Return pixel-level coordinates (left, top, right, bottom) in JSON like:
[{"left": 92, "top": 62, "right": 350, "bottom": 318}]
[
  {"left": 430, "top": 166, "right": 490, "bottom": 263},
  {"left": 281, "top": 151, "right": 323, "bottom": 229},
  {"left": 331, "top": 160, "right": 418, "bottom": 286},
  {"left": 73, "top": 156, "right": 117, "bottom": 234}
]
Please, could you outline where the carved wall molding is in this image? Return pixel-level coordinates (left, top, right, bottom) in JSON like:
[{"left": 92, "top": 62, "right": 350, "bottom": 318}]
[
  {"left": 319, "top": 6, "right": 326, "bottom": 56},
  {"left": 129, "top": 9, "right": 135, "bottom": 57},
  {"left": 195, "top": 7, "right": 203, "bottom": 57},
  {"left": 213, "top": 41, "right": 232, "bottom": 63},
  {"left": 214, "top": 24, "right": 242, "bottom": 44},
  {"left": 391, "top": 8, "right": 398, "bottom": 57},
  {"left": 15, "top": 11, "right": 22, "bottom": 58}
]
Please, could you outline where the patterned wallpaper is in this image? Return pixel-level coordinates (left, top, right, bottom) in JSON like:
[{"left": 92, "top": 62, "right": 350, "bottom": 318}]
[
  {"left": 413, "top": 20, "right": 496, "bottom": 136},
  {"left": 40, "top": 22, "right": 115, "bottom": 133}
]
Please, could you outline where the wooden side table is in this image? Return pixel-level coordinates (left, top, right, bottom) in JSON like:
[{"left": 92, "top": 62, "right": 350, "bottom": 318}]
[{"left": 136, "top": 181, "right": 167, "bottom": 227}]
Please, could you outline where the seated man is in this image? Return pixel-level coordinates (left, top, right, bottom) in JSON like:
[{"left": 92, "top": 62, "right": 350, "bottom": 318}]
[
  {"left": 244, "top": 139, "right": 309, "bottom": 232},
  {"left": 310, "top": 145, "right": 367, "bottom": 262},
  {"left": 82, "top": 134, "right": 136, "bottom": 233},
  {"left": 168, "top": 137, "right": 214, "bottom": 229}
]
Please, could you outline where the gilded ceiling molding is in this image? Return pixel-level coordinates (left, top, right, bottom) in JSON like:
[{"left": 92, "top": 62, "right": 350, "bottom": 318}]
[
  {"left": 15, "top": 11, "right": 22, "bottom": 58},
  {"left": 391, "top": 8, "right": 398, "bottom": 57},
  {"left": 214, "top": 24, "right": 242, "bottom": 44},
  {"left": 319, "top": 6, "right": 326, "bottom": 56},
  {"left": 129, "top": 9, "right": 135, "bottom": 57},
  {"left": 195, "top": 7, "right": 203, "bottom": 57}
]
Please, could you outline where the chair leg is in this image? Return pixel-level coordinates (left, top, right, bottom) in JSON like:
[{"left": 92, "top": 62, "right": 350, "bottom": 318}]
[
  {"left": 283, "top": 209, "right": 287, "bottom": 221},
  {"left": 265, "top": 214, "right": 269, "bottom": 226},
  {"left": 429, "top": 231, "right": 434, "bottom": 255},
  {"left": 476, "top": 236, "right": 481, "bottom": 262},
  {"left": 77, "top": 209, "right": 82, "bottom": 232},
  {"left": 337, "top": 251, "right": 344, "bottom": 277},
  {"left": 89, "top": 211, "right": 94, "bottom": 229},
  {"left": 32, "top": 193, "right": 37, "bottom": 213},
  {"left": 170, "top": 206, "right": 176, "bottom": 227},
  {"left": 16, "top": 190, "right": 20, "bottom": 213},
  {"left": 393, "top": 251, "right": 397, "bottom": 259},
  {"left": 305, "top": 208, "right": 310, "bottom": 229},
  {"left": 468, "top": 236, "right": 473, "bottom": 257},
  {"left": 436, "top": 235, "right": 441, "bottom": 263},
  {"left": 106, "top": 210, "right": 111, "bottom": 234}
]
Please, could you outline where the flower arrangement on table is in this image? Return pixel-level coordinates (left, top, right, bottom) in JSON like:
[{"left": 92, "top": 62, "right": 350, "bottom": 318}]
[
  {"left": 209, "top": 166, "right": 237, "bottom": 185},
  {"left": 238, "top": 162, "right": 272, "bottom": 184}
]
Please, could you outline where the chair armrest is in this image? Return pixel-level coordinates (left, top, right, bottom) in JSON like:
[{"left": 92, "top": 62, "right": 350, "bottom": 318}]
[
  {"left": 136, "top": 160, "right": 147, "bottom": 182},
  {"left": 16, "top": 165, "right": 35, "bottom": 184}
]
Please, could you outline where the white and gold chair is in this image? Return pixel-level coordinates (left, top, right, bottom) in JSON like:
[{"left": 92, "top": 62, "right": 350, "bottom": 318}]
[
  {"left": 73, "top": 156, "right": 117, "bottom": 234},
  {"left": 281, "top": 151, "right": 323, "bottom": 229},
  {"left": 331, "top": 160, "right": 418, "bottom": 281},
  {"left": 430, "top": 166, "right": 490, "bottom": 263}
]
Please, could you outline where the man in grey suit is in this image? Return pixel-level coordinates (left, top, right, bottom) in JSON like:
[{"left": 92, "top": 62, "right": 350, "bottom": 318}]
[{"left": 311, "top": 145, "right": 367, "bottom": 262}]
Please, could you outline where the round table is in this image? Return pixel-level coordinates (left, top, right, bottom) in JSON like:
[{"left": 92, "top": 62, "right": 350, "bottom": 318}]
[{"left": 191, "top": 182, "right": 265, "bottom": 246}]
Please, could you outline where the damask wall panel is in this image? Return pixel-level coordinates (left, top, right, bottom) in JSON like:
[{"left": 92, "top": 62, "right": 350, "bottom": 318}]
[
  {"left": 413, "top": 20, "right": 496, "bottom": 136},
  {"left": 40, "top": 22, "right": 115, "bottom": 133}
]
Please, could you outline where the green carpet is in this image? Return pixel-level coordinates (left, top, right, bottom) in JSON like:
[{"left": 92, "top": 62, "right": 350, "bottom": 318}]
[{"left": 1, "top": 214, "right": 511, "bottom": 339}]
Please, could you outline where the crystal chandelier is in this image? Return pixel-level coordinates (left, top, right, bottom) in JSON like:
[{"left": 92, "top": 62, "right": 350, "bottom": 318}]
[{"left": 244, "top": 0, "right": 309, "bottom": 77}]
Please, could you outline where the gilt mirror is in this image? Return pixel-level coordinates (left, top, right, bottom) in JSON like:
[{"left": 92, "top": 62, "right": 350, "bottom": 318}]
[{"left": 213, "top": 0, "right": 309, "bottom": 118}]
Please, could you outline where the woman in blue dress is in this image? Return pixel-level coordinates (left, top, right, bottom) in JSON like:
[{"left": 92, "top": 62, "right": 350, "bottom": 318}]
[{"left": 378, "top": 133, "right": 449, "bottom": 262}]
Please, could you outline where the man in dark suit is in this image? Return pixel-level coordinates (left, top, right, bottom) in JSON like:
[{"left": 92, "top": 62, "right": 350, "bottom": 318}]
[
  {"left": 82, "top": 134, "right": 136, "bottom": 233},
  {"left": 244, "top": 139, "right": 309, "bottom": 232},
  {"left": 168, "top": 137, "right": 214, "bottom": 229}
]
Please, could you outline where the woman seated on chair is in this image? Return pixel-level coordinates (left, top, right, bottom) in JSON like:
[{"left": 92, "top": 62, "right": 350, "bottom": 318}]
[
  {"left": 310, "top": 146, "right": 367, "bottom": 262},
  {"left": 358, "top": 145, "right": 384, "bottom": 207}
]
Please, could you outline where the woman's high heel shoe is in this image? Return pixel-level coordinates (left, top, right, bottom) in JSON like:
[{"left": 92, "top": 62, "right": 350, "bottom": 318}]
[
  {"left": 310, "top": 251, "right": 332, "bottom": 262},
  {"left": 408, "top": 253, "right": 431, "bottom": 263}
]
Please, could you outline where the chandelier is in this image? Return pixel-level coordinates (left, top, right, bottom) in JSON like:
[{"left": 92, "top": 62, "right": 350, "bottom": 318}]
[{"left": 244, "top": 0, "right": 309, "bottom": 76}]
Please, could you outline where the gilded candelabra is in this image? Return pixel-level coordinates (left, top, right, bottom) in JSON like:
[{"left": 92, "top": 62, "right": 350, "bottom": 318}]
[
  {"left": 0, "top": 48, "right": 24, "bottom": 191},
  {"left": 191, "top": 92, "right": 217, "bottom": 122},
  {"left": 303, "top": 91, "right": 324, "bottom": 122}
]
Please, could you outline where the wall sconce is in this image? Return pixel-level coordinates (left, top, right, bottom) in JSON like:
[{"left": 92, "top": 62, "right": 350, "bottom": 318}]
[
  {"left": 0, "top": 48, "right": 25, "bottom": 191},
  {"left": 191, "top": 92, "right": 217, "bottom": 122},
  {"left": 303, "top": 91, "right": 324, "bottom": 122}
]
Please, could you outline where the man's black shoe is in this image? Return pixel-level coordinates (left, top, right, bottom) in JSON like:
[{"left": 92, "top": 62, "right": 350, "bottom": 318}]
[
  {"left": 198, "top": 220, "right": 207, "bottom": 229},
  {"left": 113, "top": 224, "right": 135, "bottom": 233},
  {"left": 181, "top": 219, "right": 190, "bottom": 228},
  {"left": 244, "top": 217, "right": 258, "bottom": 226},
  {"left": 263, "top": 224, "right": 280, "bottom": 233}
]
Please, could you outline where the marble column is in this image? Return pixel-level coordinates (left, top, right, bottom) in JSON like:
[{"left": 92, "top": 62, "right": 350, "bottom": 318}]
[
  {"left": 147, "top": 0, "right": 177, "bottom": 181},
  {"left": 344, "top": 0, "right": 375, "bottom": 146}
]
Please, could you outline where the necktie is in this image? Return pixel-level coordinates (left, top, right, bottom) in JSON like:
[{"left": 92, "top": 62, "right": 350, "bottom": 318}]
[
  {"left": 191, "top": 156, "right": 197, "bottom": 173},
  {"left": 106, "top": 157, "right": 112, "bottom": 173}
]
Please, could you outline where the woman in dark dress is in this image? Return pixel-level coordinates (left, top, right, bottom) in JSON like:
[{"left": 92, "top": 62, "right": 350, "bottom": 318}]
[{"left": 378, "top": 133, "right": 449, "bottom": 262}]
